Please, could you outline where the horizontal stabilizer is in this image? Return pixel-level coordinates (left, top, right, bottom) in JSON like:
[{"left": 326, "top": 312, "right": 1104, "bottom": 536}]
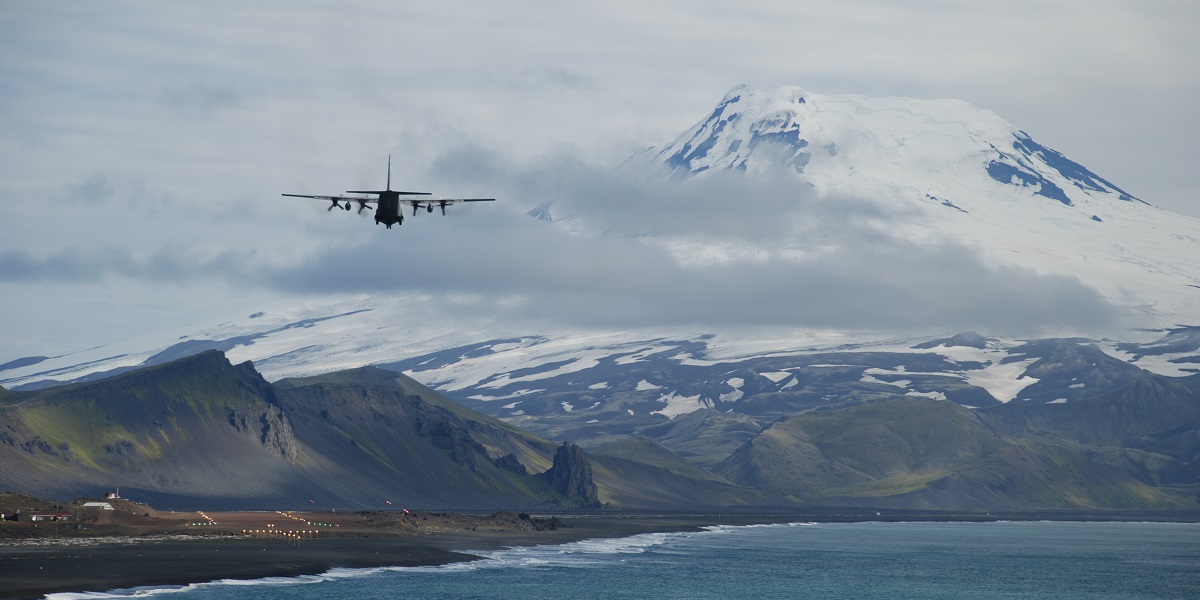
[{"left": 346, "top": 190, "right": 431, "bottom": 195}]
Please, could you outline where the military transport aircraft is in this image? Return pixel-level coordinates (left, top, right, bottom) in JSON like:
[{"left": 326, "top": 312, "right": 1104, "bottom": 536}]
[{"left": 282, "top": 156, "right": 494, "bottom": 229}]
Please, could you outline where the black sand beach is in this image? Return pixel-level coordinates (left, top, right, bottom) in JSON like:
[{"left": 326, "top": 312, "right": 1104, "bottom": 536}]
[
  {"left": 0, "top": 515, "right": 722, "bottom": 599},
  {"left": 1, "top": 537, "right": 471, "bottom": 599}
]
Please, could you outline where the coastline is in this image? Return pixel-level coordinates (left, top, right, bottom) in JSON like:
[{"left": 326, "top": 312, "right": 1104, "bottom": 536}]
[
  {"left": 5, "top": 510, "right": 1200, "bottom": 599},
  {"left": 1, "top": 537, "right": 472, "bottom": 599},
  {"left": 0, "top": 515, "right": 722, "bottom": 599}
]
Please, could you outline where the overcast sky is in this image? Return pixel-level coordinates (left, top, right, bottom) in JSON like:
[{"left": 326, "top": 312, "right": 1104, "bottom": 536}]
[{"left": 1, "top": 1, "right": 1196, "bottom": 362}]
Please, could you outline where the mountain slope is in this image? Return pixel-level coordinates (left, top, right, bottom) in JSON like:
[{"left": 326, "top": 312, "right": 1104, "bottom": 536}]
[
  {"left": 2, "top": 352, "right": 790, "bottom": 510},
  {"left": 0, "top": 351, "right": 302, "bottom": 504},
  {"left": 637, "top": 408, "right": 764, "bottom": 469},
  {"left": 715, "top": 398, "right": 1005, "bottom": 499},
  {"left": 0, "top": 352, "right": 579, "bottom": 508},
  {"left": 270, "top": 368, "right": 561, "bottom": 508},
  {"left": 714, "top": 397, "right": 1196, "bottom": 509},
  {"left": 588, "top": 435, "right": 785, "bottom": 508},
  {"left": 983, "top": 372, "right": 1200, "bottom": 455}
]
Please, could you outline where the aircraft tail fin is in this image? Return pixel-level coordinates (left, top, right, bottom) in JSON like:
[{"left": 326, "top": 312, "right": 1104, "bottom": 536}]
[{"left": 344, "top": 154, "right": 430, "bottom": 195}]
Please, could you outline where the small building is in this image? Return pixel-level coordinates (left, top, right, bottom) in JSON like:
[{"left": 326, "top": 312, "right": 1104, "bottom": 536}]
[
  {"left": 19, "top": 511, "right": 74, "bottom": 523},
  {"left": 82, "top": 502, "right": 115, "bottom": 510}
]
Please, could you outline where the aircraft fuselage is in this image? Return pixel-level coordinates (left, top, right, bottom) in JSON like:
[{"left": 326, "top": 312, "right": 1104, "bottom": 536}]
[{"left": 375, "top": 191, "right": 403, "bottom": 229}]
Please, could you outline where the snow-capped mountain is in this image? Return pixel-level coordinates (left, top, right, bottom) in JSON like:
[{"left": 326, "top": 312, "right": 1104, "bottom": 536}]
[
  {"left": 652, "top": 85, "right": 1138, "bottom": 207},
  {"left": 4, "top": 84, "right": 1199, "bottom": 410},
  {"left": 617, "top": 85, "right": 1200, "bottom": 329}
]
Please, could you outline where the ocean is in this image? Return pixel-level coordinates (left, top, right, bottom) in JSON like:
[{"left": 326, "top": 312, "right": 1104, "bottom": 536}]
[{"left": 48, "top": 521, "right": 1200, "bottom": 599}]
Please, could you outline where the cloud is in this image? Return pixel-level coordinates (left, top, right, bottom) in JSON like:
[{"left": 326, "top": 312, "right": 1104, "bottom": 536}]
[
  {"left": 159, "top": 83, "right": 249, "bottom": 118},
  {"left": 3, "top": 135, "right": 1118, "bottom": 338},
  {"left": 515, "top": 66, "right": 599, "bottom": 91},
  {"left": 0, "top": 123, "right": 1120, "bottom": 347},
  {"left": 235, "top": 145, "right": 1119, "bottom": 336}
]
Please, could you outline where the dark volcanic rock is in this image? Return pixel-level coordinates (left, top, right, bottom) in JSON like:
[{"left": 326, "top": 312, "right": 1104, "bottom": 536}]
[
  {"left": 542, "top": 442, "right": 599, "bottom": 506},
  {"left": 494, "top": 452, "right": 528, "bottom": 474}
]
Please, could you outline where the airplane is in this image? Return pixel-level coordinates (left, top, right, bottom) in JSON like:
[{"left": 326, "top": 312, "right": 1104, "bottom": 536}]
[{"left": 282, "top": 156, "right": 494, "bottom": 229}]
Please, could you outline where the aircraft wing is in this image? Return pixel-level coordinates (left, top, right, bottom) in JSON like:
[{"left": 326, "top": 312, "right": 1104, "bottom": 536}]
[
  {"left": 400, "top": 198, "right": 495, "bottom": 205},
  {"left": 282, "top": 193, "right": 378, "bottom": 212},
  {"left": 282, "top": 193, "right": 376, "bottom": 203},
  {"left": 401, "top": 197, "right": 496, "bottom": 216}
]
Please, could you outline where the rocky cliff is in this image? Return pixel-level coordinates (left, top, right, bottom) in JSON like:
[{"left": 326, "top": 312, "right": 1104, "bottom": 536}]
[{"left": 541, "top": 442, "right": 599, "bottom": 506}]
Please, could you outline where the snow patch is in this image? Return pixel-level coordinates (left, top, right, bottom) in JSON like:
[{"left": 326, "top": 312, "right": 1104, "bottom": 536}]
[
  {"left": 651, "top": 392, "right": 707, "bottom": 419},
  {"left": 719, "top": 377, "right": 746, "bottom": 402},
  {"left": 860, "top": 374, "right": 911, "bottom": 389},
  {"left": 616, "top": 345, "right": 681, "bottom": 364},
  {"left": 480, "top": 357, "right": 601, "bottom": 389},
  {"left": 905, "top": 390, "right": 947, "bottom": 401},
  {"left": 962, "top": 357, "right": 1040, "bottom": 403},
  {"left": 468, "top": 389, "right": 544, "bottom": 402}
]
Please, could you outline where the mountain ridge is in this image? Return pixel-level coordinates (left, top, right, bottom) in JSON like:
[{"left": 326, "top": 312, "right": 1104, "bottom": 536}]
[{"left": 0, "top": 351, "right": 783, "bottom": 510}]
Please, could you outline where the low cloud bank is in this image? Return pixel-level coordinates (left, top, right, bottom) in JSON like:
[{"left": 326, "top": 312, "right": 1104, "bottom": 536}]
[{"left": 0, "top": 145, "right": 1118, "bottom": 339}]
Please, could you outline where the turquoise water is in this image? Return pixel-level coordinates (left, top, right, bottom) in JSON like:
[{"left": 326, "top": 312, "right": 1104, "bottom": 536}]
[{"left": 50, "top": 521, "right": 1200, "bottom": 599}]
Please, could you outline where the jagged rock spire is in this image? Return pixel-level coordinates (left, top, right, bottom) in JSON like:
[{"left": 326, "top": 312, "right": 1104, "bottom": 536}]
[{"left": 543, "top": 442, "right": 599, "bottom": 506}]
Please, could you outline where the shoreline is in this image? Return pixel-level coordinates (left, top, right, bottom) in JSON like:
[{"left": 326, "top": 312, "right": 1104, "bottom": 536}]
[
  {"left": 1, "top": 537, "right": 476, "bottom": 599},
  {"left": 4, "top": 511, "right": 1200, "bottom": 599},
  {"left": 0, "top": 515, "right": 721, "bottom": 600}
]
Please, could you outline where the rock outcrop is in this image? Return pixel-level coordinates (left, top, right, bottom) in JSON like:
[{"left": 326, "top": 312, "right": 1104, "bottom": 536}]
[{"left": 542, "top": 442, "right": 599, "bottom": 506}]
